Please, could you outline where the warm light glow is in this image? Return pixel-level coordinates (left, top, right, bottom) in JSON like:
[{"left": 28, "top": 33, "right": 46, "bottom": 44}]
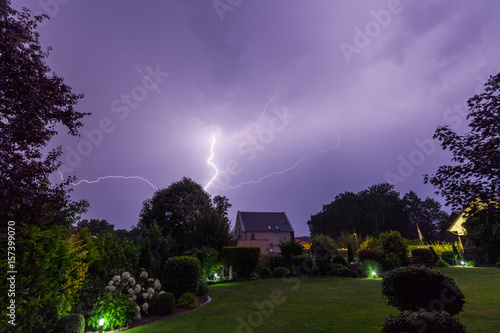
[
  {"left": 460, "top": 260, "right": 465, "bottom": 266},
  {"left": 99, "top": 318, "right": 104, "bottom": 327}
]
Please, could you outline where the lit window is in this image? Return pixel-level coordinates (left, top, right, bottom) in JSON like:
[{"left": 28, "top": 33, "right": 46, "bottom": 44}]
[
  {"left": 275, "top": 225, "right": 280, "bottom": 230},
  {"left": 267, "top": 225, "right": 272, "bottom": 230}
]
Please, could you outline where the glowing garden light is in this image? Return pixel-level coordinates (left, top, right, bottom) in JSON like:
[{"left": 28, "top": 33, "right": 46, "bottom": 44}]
[{"left": 99, "top": 318, "right": 104, "bottom": 332}]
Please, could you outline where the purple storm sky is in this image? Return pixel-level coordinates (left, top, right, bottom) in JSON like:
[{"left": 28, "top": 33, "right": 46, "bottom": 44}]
[{"left": 13, "top": 0, "right": 500, "bottom": 237}]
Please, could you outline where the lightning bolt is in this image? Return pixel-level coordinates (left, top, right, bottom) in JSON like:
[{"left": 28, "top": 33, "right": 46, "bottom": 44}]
[
  {"left": 204, "top": 134, "right": 219, "bottom": 191},
  {"left": 221, "top": 137, "right": 341, "bottom": 190},
  {"left": 57, "top": 170, "right": 159, "bottom": 191}
]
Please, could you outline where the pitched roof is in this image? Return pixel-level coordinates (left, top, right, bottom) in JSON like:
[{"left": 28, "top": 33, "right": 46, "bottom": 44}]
[{"left": 237, "top": 211, "right": 294, "bottom": 233}]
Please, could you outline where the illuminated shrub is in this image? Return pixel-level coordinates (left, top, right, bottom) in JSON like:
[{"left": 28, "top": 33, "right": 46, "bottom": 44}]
[
  {"left": 381, "top": 310, "right": 466, "bottom": 333},
  {"left": 88, "top": 292, "right": 137, "bottom": 331},
  {"left": 54, "top": 313, "right": 85, "bottom": 333},
  {"left": 273, "top": 266, "right": 291, "bottom": 277},
  {"left": 332, "top": 255, "right": 349, "bottom": 267},
  {"left": 358, "top": 248, "right": 384, "bottom": 263},
  {"left": 381, "top": 266, "right": 465, "bottom": 316},
  {"left": 177, "top": 292, "right": 198, "bottom": 309},
  {"left": 162, "top": 256, "right": 201, "bottom": 299},
  {"left": 360, "top": 259, "right": 381, "bottom": 278},
  {"left": 150, "top": 292, "right": 175, "bottom": 315},
  {"left": 222, "top": 246, "right": 260, "bottom": 277}
]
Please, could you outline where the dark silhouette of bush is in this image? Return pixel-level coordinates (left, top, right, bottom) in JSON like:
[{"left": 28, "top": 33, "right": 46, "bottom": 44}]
[{"left": 381, "top": 310, "right": 466, "bottom": 333}]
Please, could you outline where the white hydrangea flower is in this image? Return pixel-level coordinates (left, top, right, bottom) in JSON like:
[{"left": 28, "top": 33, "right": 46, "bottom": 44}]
[
  {"left": 154, "top": 279, "right": 161, "bottom": 290},
  {"left": 136, "top": 313, "right": 141, "bottom": 320},
  {"left": 109, "top": 286, "right": 116, "bottom": 292},
  {"left": 128, "top": 288, "right": 134, "bottom": 294},
  {"left": 142, "top": 293, "right": 148, "bottom": 299},
  {"left": 134, "top": 284, "right": 141, "bottom": 293},
  {"left": 131, "top": 295, "right": 137, "bottom": 301},
  {"left": 142, "top": 303, "right": 149, "bottom": 312},
  {"left": 122, "top": 272, "right": 131, "bottom": 280},
  {"left": 140, "top": 271, "right": 148, "bottom": 279},
  {"left": 148, "top": 287, "right": 155, "bottom": 295},
  {"left": 128, "top": 277, "right": 136, "bottom": 286},
  {"left": 112, "top": 275, "right": 121, "bottom": 282},
  {"left": 147, "top": 278, "right": 153, "bottom": 282},
  {"left": 159, "top": 291, "right": 166, "bottom": 295},
  {"left": 108, "top": 280, "right": 114, "bottom": 286},
  {"left": 104, "top": 286, "right": 110, "bottom": 291}
]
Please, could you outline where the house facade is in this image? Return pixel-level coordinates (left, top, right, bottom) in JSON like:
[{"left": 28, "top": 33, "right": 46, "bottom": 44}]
[{"left": 234, "top": 211, "right": 295, "bottom": 254}]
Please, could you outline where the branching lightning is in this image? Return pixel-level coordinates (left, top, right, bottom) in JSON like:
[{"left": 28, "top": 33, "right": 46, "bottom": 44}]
[
  {"left": 58, "top": 170, "right": 159, "bottom": 191},
  {"left": 204, "top": 134, "right": 220, "bottom": 191},
  {"left": 221, "top": 136, "right": 341, "bottom": 190}
]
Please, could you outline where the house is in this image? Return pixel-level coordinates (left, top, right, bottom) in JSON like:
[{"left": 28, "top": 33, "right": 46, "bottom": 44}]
[
  {"left": 443, "top": 210, "right": 467, "bottom": 247},
  {"left": 234, "top": 211, "right": 295, "bottom": 254},
  {"left": 295, "top": 237, "right": 311, "bottom": 251}
]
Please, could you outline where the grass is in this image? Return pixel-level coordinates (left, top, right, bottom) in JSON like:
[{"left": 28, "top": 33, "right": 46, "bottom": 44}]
[{"left": 125, "top": 267, "right": 499, "bottom": 333}]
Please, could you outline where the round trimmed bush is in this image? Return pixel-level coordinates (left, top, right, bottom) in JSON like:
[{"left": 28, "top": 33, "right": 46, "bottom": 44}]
[
  {"left": 358, "top": 248, "right": 384, "bottom": 263},
  {"left": 150, "top": 292, "right": 175, "bottom": 315},
  {"left": 53, "top": 313, "right": 85, "bottom": 333},
  {"left": 177, "top": 292, "right": 198, "bottom": 309},
  {"left": 332, "top": 255, "right": 348, "bottom": 267},
  {"left": 382, "top": 266, "right": 465, "bottom": 316},
  {"left": 259, "top": 266, "right": 273, "bottom": 278},
  {"left": 273, "top": 266, "right": 291, "bottom": 277},
  {"left": 381, "top": 310, "right": 466, "bottom": 333},
  {"left": 162, "top": 256, "right": 201, "bottom": 299},
  {"left": 331, "top": 263, "right": 351, "bottom": 277}
]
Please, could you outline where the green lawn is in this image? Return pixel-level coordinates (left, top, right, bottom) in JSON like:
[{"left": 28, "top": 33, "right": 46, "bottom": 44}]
[{"left": 125, "top": 267, "right": 500, "bottom": 333}]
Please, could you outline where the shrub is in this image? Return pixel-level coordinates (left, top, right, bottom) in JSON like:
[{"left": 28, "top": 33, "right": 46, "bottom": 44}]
[
  {"left": 279, "top": 240, "right": 304, "bottom": 265},
  {"left": 222, "top": 247, "right": 260, "bottom": 277},
  {"left": 259, "top": 266, "right": 273, "bottom": 278},
  {"left": 268, "top": 255, "right": 287, "bottom": 271},
  {"left": 177, "top": 292, "right": 198, "bottom": 309},
  {"left": 429, "top": 247, "right": 439, "bottom": 265},
  {"left": 162, "top": 256, "right": 201, "bottom": 299},
  {"left": 150, "top": 292, "right": 175, "bottom": 315},
  {"left": 465, "top": 260, "right": 476, "bottom": 267},
  {"left": 463, "top": 246, "right": 484, "bottom": 264},
  {"left": 291, "top": 255, "right": 315, "bottom": 275},
  {"left": 382, "top": 254, "right": 402, "bottom": 270},
  {"left": 360, "top": 259, "right": 381, "bottom": 278},
  {"left": 441, "top": 251, "right": 456, "bottom": 265},
  {"left": 436, "top": 259, "right": 450, "bottom": 267},
  {"left": 274, "top": 266, "right": 291, "bottom": 277},
  {"left": 88, "top": 292, "right": 137, "bottom": 331},
  {"left": 381, "top": 266, "right": 465, "bottom": 316},
  {"left": 358, "top": 248, "right": 384, "bottom": 263},
  {"left": 311, "top": 234, "right": 337, "bottom": 275},
  {"left": 359, "top": 236, "right": 381, "bottom": 250},
  {"left": 183, "top": 247, "right": 222, "bottom": 280},
  {"left": 347, "top": 243, "right": 354, "bottom": 263},
  {"left": 331, "top": 255, "right": 348, "bottom": 267},
  {"left": 197, "top": 281, "right": 209, "bottom": 296},
  {"left": 381, "top": 310, "right": 466, "bottom": 333},
  {"left": 379, "top": 230, "right": 408, "bottom": 258},
  {"left": 351, "top": 271, "right": 359, "bottom": 278},
  {"left": 331, "top": 263, "right": 351, "bottom": 277},
  {"left": 53, "top": 313, "right": 85, "bottom": 333},
  {"left": 411, "top": 248, "right": 434, "bottom": 265}
]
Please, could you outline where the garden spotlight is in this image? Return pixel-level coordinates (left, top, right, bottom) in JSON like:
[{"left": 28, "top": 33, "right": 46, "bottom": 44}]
[{"left": 99, "top": 318, "right": 104, "bottom": 332}]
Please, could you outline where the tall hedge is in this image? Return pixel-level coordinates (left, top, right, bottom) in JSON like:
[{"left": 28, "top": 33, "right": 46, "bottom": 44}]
[
  {"left": 162, "top": 256, "right": 201, "bottom": 299},
  {"left": 222, "top": 247, "right": 260, "bottom": 277},
  {"left": 382, "top": 266, "right": 465, "bottom": 316}
]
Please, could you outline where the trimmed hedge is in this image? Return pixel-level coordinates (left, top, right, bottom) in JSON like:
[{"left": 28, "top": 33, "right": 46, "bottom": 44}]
[
  {"left": 331, "top": 255, "right": 348, "bottom": 268},
  {"left": 381, "top": 310, "right": 466, "bottom": 333},
  {"left": 411, "top": 248, "right": 434, "bottom": 265},
  {"left": 162, "top": 256, "right": 201, "bottom": 299},
  {"left": 223, "top": 247, "right": 260, "bottom": 277},
  {"left": 382, "top": 266, "right": 465, "bottom": 316},
  {"left": 151, "top": 292, "right": 175, "bottom": 315},
  {"left": 53, "top": 313, "right": 85, "bottom": 333},
  {"left": 358, "top": 248, "right": 384, "bottom": 263}
]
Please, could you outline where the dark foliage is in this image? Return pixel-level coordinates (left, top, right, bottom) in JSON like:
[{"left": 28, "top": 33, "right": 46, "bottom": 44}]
[
  {"left": 53, "top": 313, "right": 85, "bottom": 333},
  {"left": 151, "top": 292, "right": 175, "bottom": 315},
  {"left": 162, "top": 256, "right": 201, "bottom": 299},
  {"left": 222, "top": 246, "right": 260, "bottom": 277},
  {"left": 381, "top": 310, "right": 466, "bottom": 333},
  {"left": 358, "top": 248, "right": 384, "bottom": 263}
]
